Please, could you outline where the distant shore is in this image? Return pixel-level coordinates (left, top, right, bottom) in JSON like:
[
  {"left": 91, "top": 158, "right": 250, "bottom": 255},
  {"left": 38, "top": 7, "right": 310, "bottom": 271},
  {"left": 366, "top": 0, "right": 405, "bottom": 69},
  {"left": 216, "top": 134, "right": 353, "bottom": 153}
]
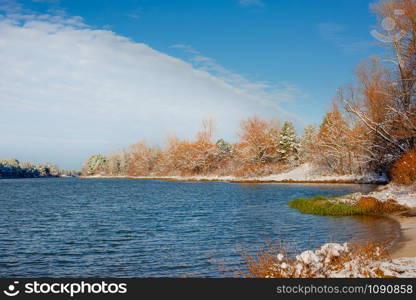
[
  {"left": 0, "top": 175, "right": 78, "bottom": 179},
  {"left": 80, "top": 163, "right": 388, "bottom": 184}
]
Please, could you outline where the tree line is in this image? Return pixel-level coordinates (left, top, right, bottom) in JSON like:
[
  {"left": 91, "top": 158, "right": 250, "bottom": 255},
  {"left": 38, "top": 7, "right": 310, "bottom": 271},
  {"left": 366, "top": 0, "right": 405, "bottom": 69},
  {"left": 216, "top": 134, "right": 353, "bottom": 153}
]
[
  {"left": 83, "top": 118, "right": 304, "bottom": 177},
  {"left": 0, "top": 159, "right": 80, "bottom": 179}
]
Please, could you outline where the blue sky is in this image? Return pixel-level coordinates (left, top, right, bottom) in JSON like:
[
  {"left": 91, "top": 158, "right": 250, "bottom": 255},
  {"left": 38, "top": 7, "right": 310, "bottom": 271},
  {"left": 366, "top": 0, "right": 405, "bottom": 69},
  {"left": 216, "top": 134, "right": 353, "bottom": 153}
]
[
  {"left": 0, "top": 0, "right": 384, "bottom": 169},
  {"left": 50, "top": 0, "right": 379, "bottom": 122}
]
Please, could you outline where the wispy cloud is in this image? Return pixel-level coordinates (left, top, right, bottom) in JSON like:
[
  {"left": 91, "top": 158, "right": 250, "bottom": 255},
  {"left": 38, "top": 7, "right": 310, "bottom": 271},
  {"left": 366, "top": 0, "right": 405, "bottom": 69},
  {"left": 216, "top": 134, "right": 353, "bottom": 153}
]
[
  {"left": 127, "top": 12, "right": 140, "bottom": 19},
  {"left": 0, "top": 12, "right": 304, "bottom": 168},
  {"left": 238, "top": 0, "right": 265, "bottom": 7},
  {"left": 127, "top": 8, "right": 141, "bottom": 20},
  {"left": 318, "top": 22, "right": 375, "bottom": 54},
  {"left": 170, "top": 44, "right": 306, "bottom": 104}
]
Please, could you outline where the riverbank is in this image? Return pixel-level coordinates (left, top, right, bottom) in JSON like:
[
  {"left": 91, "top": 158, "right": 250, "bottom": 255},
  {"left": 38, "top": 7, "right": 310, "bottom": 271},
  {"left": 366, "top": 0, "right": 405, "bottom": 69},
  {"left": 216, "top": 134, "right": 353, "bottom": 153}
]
[
  {"left": 82, "top": 163, "right": 388, "bottom": 184},
  {"left": 284, "top": 184, "right": 416, "bottom": 277},
  {"left": 245, "top": 207, "right": 416, "bottom": 277},
  {"left": 287, "top": 183, "right": 416, "bottom": 258}
]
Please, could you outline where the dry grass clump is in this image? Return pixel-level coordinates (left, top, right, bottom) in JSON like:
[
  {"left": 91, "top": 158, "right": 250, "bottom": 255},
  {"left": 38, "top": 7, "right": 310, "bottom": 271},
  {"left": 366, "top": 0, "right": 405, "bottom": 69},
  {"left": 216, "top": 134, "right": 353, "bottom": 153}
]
[
  {"left": 390, "top": 150, "right": 416, "bottom": 185},
  {"left": 355, "top": 197, "right": 408, "bottom": 214},
  {"left": 244, "top": 242, "right": 390, "bottom": 278}
]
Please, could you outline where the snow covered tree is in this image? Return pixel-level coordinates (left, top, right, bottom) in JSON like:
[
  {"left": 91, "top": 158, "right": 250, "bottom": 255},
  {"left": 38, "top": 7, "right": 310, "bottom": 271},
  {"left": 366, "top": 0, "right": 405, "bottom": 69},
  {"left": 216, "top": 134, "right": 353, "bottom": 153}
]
[
  {"left": 314, "top": 104, "right": 370, "bottom": 174},
  {"left": 106, "top": 154, "right": 121, "bottom": 176},
  {"left": 278, "top": 121, "right": 299, "bottom": 164},
  {"left": 299, "top": 124, "right": 318, "bottom": 163},
  {"left": 238, "top": 116, "right": 281, "bottom": 163},
  {"left": 0, "top": 159, "right": 62, "bottom": 178},
  {"left": 126, "top": 141, "right": 159, "bottom": 176},
  {"left": 36, "top": 164, "right": 51, "bottom": 177},
  {"left": 0, "top": 159, "right": 21, "bottom": 177},
  {"left": 317, "top": 107, "right": 349, "bottom": 173},
  {"left": 83, "top": 154, "right": 107, "bottom": 176},
  {"left": 19, "top": 162, "right": 40, "bottom": 177},
  {"left": 192, "top": 118, "right": 216, "bottom": 174},
  {"left": 341, "top": 0, "right": 416, "bottom": 171},
  {"left": 216, "top": 139, "right": 233, "bottom": 157}
]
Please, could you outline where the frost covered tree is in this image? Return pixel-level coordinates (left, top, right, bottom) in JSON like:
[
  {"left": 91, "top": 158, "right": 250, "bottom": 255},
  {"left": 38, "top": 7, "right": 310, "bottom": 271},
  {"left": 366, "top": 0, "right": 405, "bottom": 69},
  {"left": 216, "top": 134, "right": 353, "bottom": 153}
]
[
  {"left": 299, "top": 125, "right": 317, "bottom": 163},
  {"left": 278, "top": 121, "right": 299, "bottom": 164},
  {"left": 83, "top": 154, "right": 107, "bottom": 176},
  {"left": 0, "top": 159, "right": 63, "bottom": 178},
  {"left": 216, "top": 139, "right": 233, "bottom": 156},
  {"left": 106, "top": 154, "right": 121, "bottom": 176},
  {"left": 314, "top": 104, "right": 370, "bottom": 175},
  {"left": 127, "top": 141, "right": 160, "bottom": 176},
  {"left": 341, "top": 0, "right": 416, "bottom": 171},
  {"left": 316, "top": 106, "right": 350, "bottom": 173},
  {"left": 0, "top": 159, "right": 21, "bottom": 177},
  {"left": 238, "top": 116, "right": 281, "bottom": 163},
  {"left": 35, "top": 164, "right": 51, "bottom": 177},
  {"left": 19, "top": 162, "right": 40, "bottom": 177}
]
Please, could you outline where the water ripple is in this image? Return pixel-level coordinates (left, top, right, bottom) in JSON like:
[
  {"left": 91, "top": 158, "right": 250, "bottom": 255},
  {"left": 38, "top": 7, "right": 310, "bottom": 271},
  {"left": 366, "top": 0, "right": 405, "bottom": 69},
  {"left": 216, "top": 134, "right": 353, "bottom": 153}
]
[{"left": 0, "top": 178, "right": 395, "bottom": 277}]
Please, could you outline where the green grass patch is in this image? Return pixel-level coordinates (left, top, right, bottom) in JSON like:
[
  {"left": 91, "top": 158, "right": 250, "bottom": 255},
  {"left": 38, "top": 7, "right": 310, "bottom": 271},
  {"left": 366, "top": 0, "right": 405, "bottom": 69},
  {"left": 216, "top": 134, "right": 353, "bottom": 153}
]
[{"left": 288, "top": 195, "right": 369, "bottom": 216}]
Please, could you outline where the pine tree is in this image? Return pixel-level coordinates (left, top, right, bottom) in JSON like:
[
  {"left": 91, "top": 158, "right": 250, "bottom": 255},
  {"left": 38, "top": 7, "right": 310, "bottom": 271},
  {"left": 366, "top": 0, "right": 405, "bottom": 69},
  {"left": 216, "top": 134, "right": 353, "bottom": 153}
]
[
  {"left": 216, "top": 139, "right": 233, "bottom": 156},
  {"left": 84, "top": 154, "right": 107, "bottom": 175},
  {"left": 278, "top": 121, "right": 299, "bottom": 164}
]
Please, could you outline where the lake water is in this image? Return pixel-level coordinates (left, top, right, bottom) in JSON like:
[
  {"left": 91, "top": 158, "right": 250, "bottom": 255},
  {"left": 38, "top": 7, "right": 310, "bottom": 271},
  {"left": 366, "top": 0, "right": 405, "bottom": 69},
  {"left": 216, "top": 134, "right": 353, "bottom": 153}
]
[{"left": 0, "top": 178, "right": 398, "bottom": 277}]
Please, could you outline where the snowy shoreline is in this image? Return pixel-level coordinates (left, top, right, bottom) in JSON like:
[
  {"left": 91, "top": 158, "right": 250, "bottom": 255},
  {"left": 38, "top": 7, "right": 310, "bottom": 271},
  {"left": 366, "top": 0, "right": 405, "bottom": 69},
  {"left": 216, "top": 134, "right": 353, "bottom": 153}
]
[
  {"left": 286, "top": 212, "right": 416, "bottom": 277},
  {"left": 266, "top": 241, "right": 416, "bottom": 278},
  {"left": 81, "top": 163, "right": 388, "bottom": 184}
]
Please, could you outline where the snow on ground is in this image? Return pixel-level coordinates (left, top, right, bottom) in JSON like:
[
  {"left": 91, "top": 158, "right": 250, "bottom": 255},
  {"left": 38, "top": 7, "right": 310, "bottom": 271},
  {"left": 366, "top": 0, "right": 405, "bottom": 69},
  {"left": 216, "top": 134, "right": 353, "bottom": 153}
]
[
  {"left": 132, "top": 163, "right": 387, "bottom": 183},
  {"left": 366, "top": 184, "right": 416, "bottom": 208},
  {"left": 321, "top": 184, "right": 416, "bottom": 208},
  {"left": 259, "top": 163, "right": 387, "bottom": 183},
  {"left": 269, "top": 243, "right": 416, "bottom": 278},
  {"left": 86, "top": 163, "right": 388, "bottom": 183}
]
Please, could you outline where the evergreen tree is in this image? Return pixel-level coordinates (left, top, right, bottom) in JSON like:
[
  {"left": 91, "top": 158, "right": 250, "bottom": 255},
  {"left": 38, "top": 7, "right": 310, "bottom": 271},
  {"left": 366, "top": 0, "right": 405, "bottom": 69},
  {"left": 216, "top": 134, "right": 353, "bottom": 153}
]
[
  {"left": 216, "top": 139, "right": 233, "bottom": 156},
  {"left": 278, "top": 121, "right": 299, "bottom": 163},
  {"left": 84, "top": 154, "right": 107, "bottom": 175}
]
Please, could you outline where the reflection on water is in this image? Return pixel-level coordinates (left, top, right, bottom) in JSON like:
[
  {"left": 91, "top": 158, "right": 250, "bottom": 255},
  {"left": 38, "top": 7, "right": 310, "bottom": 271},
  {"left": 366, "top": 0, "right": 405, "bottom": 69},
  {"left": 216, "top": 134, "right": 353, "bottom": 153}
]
[
  {"left": 347, "top": 215, "right": 400, "bottom": 247},
  {"left": 0, "top": 178, "right": 398, "bottom": 277}
]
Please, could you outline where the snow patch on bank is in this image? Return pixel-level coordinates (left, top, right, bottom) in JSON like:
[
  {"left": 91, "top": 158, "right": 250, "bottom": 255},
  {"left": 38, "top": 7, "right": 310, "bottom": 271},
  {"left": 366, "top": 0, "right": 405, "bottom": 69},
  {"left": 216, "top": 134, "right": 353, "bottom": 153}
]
[
  {"left": 269, "top": 243, "right": 416, "bottom": 278},
  {"left": 366, "top": 184, "right": 416, "bottom": 208},
  {"left": 259, "top": 163, "right": 387, "bottom": 183}
]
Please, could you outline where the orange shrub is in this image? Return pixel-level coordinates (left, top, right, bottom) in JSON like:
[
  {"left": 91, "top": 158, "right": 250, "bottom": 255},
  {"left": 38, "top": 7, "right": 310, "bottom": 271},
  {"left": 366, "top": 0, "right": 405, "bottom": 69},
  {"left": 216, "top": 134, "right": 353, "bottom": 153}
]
[
  {"left": 355, "top": 197, "right": 407, "bottom": 214},
  {"left": 356, "top": 197, "right": 381, "bottom": 211},
  {"left": 390, "top": 150, "right": 416, "bottom": 185}
]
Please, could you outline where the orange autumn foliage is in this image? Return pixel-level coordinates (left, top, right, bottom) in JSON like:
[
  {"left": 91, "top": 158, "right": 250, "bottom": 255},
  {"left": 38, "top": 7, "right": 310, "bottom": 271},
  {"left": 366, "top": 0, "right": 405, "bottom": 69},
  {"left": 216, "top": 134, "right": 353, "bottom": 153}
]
[{"left": 391, "top": 149, "right": 416, "bottom": 185}]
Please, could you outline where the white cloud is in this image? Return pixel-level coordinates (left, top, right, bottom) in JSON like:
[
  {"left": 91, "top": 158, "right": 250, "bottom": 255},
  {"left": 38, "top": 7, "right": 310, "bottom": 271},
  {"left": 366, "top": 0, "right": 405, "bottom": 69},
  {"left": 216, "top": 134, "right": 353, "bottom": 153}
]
[
  {"left": 238, "top": 0, "right": 265, "bottom": 7},
  {"left": 0, "top": 12, "right": 303, "bottom": 169},
  {"left": 170, "top": 44, "right": 307, "bottom": 103}
]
